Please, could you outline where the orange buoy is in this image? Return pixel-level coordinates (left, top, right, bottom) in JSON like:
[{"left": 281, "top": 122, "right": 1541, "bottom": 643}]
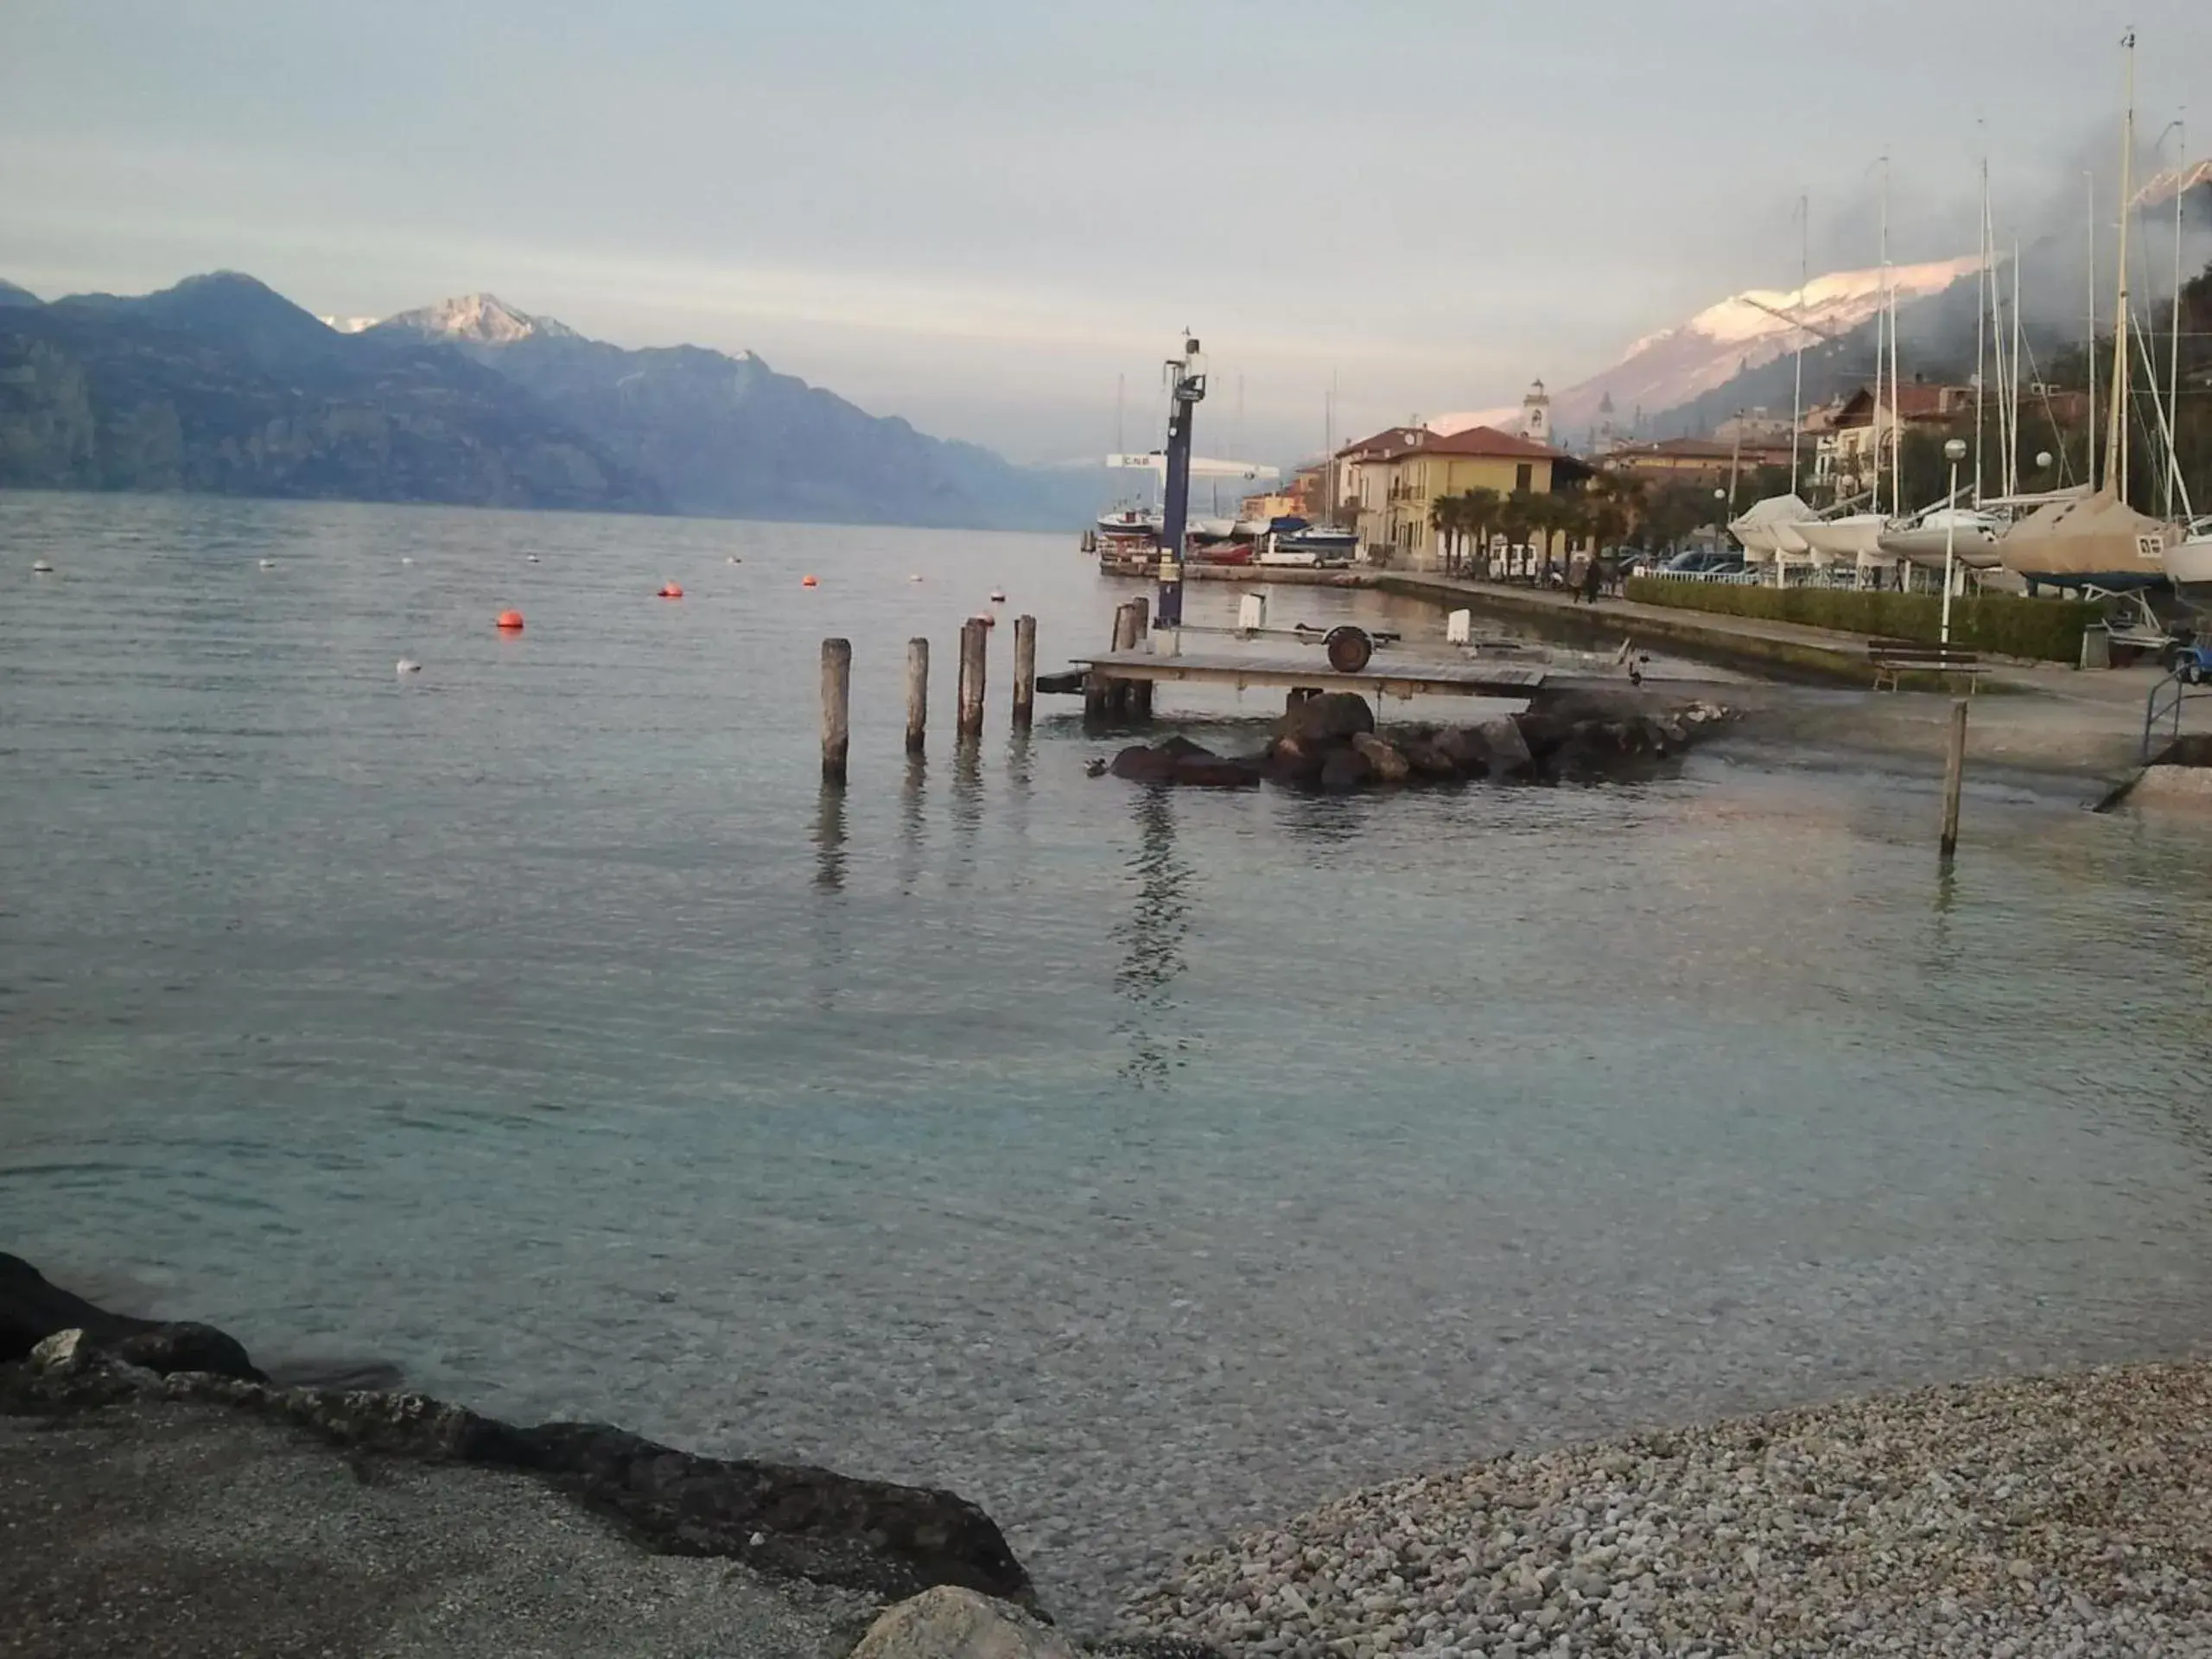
[
  {"left": 495, "top": 609, "right": 524, "bottom": 631},
  {"left": 801, "top": 575, "right": 819, "bottom": 588},
  {"left": 658, "top": 582, "right": 683, "bottom": 599}
]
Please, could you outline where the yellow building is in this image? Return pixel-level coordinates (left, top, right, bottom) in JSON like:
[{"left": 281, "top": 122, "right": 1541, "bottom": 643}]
[{"left": 1338, "top": 424, "right": 1591, "bottom": 569}]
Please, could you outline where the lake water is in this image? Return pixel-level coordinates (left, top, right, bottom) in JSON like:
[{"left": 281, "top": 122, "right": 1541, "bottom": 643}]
[{"left": 5, "top": 492, "right": 2212, "bottom": 1630}]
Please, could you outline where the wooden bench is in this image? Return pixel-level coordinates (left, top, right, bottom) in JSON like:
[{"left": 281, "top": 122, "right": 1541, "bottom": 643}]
[{"left": 1867, "top": 637, "right": 1991, "bottom": 693}]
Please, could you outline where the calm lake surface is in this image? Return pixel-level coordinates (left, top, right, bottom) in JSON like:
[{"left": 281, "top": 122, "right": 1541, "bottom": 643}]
[{"left": 5, "top": 492, "right": 2212, "bottom": 1627}]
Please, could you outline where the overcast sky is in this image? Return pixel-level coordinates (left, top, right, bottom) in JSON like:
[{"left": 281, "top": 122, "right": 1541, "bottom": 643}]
[{"left": 3, "top": 0, "right": 2205, "bottom": 466}]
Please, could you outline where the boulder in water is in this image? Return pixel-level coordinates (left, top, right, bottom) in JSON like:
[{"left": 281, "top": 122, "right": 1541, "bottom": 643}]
[
  {"left": 1349, "top": 732, "right": 1411, "bottom": 784},
  {"left": 1275, "top": 691, "right": 1374, "bottom": 745}
]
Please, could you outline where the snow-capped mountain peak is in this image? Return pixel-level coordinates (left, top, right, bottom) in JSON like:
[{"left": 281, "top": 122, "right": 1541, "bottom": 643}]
[
  {"left": 372, "top": 293, "right": 576, "bottom": 346},
  {"left": 1431, "top": 256, "right": 1980, "bottom": 442}
]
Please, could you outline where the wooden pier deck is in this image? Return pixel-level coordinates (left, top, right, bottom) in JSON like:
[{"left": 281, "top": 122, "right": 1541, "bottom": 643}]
[{"left": 1074, "top": 646, "right": 1551, "bottom": 701}]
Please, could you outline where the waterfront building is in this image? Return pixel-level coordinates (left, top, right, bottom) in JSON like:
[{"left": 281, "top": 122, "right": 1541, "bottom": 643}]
[{"left": 1337, "top": 424, "right": 1590, "bottom": 570}]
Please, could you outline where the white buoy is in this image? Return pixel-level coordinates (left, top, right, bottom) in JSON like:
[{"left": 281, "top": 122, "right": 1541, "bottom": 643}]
[
  {"left": 526, "top": 554, "right": 540, "bottom": 563},
  {"left": 396, "top": 658, "right": 422, "bottom": 676},
  {"left": 31, "top": 560, "right": 54, "bottom": 574},
  {"left": 401, "top": 556, "right": 414, "bottom": 565},
  {"left": 988, "top": 589, "right": 1007, "bottom": 602},
  {"left": 910, "top": 574, "right": 924, "bottom": 582},
  {"left": 728, "top": 556, "right": 742, "bottom": 564},
  {"left": 259, "top": 558, "right": 276, "bottom": 569}
]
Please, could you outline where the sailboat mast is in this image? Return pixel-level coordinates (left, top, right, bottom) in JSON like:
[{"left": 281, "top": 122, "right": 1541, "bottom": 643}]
[
  {"left": 2009, "top": 240, "right": 2023, "bottom": 499},
  {"left": 1885, "top": 158, "right": 1902, "bottom": 518},
  {"left": 2104, "top": 31, "right": 2135, "bottom": 505},
  {"left": 2170, "top": 115, "right": 2187, "bottom": 522},
  {"left": 1790, "top": 190, "right": 1807, "bottom": 498},
  {"left": 2085, "top": 171, "right": 2098, "bottom": 492},
  {"left": 1975, "top": 154, "right": 1989, "bottom": 505},
  {"left": 1873, "top": 156, "right": 1889, "bottom": 518}
]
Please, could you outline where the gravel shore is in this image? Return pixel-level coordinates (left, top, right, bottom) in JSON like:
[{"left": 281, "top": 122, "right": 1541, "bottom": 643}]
[{"left": 1121, "top": 1363, "right": 2212, "bottom": 1658}]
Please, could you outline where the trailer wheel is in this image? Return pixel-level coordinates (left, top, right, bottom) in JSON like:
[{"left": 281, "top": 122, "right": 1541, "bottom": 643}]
[{"left": 1324, "top": 625, "right": 1374, "bottom": 673}]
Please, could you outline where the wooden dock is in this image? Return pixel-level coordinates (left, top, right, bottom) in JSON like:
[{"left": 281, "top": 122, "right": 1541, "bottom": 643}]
[{"left": 1074, "top": 646, "right": 1551, "bottom": 702}]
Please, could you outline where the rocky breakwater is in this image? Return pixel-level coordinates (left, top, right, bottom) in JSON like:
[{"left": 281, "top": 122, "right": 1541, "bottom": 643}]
[
  {"left": 1105, "top": 690, "right": 1733, "bottom": 791},
  {"left": 1, "top": 1253, "right": 1208, "bottom": 1658}
]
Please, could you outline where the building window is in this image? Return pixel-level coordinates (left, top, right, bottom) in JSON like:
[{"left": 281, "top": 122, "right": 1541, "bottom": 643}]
[{"left": 1516, "top": 462, "right": 1532, "bottom": 493}]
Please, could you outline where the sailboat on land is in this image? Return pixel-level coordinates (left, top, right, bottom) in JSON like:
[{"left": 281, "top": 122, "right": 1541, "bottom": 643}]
[{"left": 1998, "top": 33, "right": 2183, "bottom": 589}]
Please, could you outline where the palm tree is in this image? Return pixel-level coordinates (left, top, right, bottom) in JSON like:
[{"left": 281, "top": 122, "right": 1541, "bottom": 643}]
[
  {"left": 1525, "top": 493, "right": 1567, "bottom": 584},
  {"left": 1428, "top": 494, "right": 1464, "bottom": 573},
  {"left": 1587, "top": 470, "right": 1646, "bottom": 573},
  {"left": 1459, "top": 487, "right": 1502, "bottom": 579},
  {"left": 1549, "top": 492, "right": 1592, "bottom": 581},
  {"left": 1496, "top": 491, "right": 1535, "bottom": 582}
]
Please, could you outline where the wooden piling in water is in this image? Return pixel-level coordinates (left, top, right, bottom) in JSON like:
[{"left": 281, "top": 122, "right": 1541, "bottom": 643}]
[
  {"left": 1939, "top": 697, "right": 1967, "bottom": 857},
  {"left": 905, "top": 637, "right": 929, "bottom": 753},
  {"left": 1108, "top": 601, "right": 1140, "bottom": 718},
  {"left": 1128, "top": 595, "right": 1154, "bottom": 722},
  {"left": 821, "top": 637, "right": 852, "bottom": 785},
  {"left": 1012, "top": 614, "right": 1037, "bottom": 728},
  {"left": 957, "top": 618, "right": 988, "bottom": 738}
]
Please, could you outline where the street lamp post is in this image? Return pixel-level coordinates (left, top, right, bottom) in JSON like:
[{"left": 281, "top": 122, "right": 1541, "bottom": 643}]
[{"left": 1940, "top": 436, "right": 1968, "bottom": 645}]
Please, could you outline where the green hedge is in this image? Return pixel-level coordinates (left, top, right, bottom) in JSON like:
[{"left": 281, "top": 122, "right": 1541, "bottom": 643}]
[{"left": 1622, "top": 578, "right": 2095, "bottom": 664}]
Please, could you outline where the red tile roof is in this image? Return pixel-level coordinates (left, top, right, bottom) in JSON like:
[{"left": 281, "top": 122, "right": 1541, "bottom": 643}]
[{"left": 1338, "top": 424, "right": 1570, "bottom": 463}]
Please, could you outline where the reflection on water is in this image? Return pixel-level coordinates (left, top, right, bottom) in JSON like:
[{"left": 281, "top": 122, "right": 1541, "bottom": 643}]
[
  {"left": 1113, "top": 788, "right": 1192, "bottom": 1089},
  {"left": 897, "top": 755, "right": 927, "bottom": 898},
  {"left": 813, "top": 781, "right": 847, "bottom": 894}
]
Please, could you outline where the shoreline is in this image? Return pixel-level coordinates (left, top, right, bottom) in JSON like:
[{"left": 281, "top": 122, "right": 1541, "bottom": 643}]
[{"left": 12, "top": 1257, "right": 2212, "bottom": 1656}]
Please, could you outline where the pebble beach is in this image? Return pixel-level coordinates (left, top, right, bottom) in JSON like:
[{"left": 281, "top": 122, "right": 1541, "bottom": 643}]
[{"left": 1121, "top": 1363, "right": 2212, "bottom": 1657}]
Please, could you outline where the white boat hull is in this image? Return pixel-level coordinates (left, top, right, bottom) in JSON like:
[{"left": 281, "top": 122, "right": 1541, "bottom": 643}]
[
  {"left": 1796, "top": 515, "right": 1888, "bottom": 563},
  {"left": 1879, "top": 512, "right": 2007, "bottom": 570},
  {"left": 2164, "top": 534, "right": 2212, "bottom": 614}
]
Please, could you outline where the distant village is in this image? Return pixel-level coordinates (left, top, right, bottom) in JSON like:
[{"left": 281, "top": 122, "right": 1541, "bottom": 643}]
[{"left": 1241, "top": 374, "right": 2093, "bottom": 575}]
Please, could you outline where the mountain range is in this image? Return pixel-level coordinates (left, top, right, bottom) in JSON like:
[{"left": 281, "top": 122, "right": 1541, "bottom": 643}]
[
  {"left": 1431, "top": 257, "right": 1983, "bottom": 443},
  {"left": 0, "top": 274, "right": 1095, "bottom": 529}
]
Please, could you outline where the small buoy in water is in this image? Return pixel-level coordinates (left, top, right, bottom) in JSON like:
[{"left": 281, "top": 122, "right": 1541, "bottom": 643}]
[
  {"left": 31, "top": 559, "right": 53, "bottom": 574},
  {"left": 801, "top": 575, "right": 819, "bottom": 588},
  {"left": 1084, "top": 758, "right": 1107, "bottom": 778},
  {"left": 396, "top": 658, "right": 422, "bottom": 676},
  {"left": 259, "top": 558, "right": 276, "bottom": 569},
  {"left": 727, "top": 556, "right": 742, "bottom": 564},
  {"left": 910, "top": 574, "right": 924, "bottom": 582},
  {"left": 658, "top": 582, "right": 683, "bottom": 599},
  {"left": 526, "top": 554, "right": 540, "bottom": 564},
  {"left": 988, "top": 589, "right": 1007, "bottom": 603},
  {"left": 402, "top": 556, "right": 414, "bottom": 565},
  {"left": 495, "top": 609, "right": 524, "bottom": 632}
]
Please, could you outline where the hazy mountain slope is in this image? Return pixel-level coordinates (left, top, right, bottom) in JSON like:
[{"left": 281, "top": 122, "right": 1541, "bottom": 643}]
[
  {"left": 0, "top": 274, "right": 659, "bottom": 511},
  {"left": 1432, "top": 258, "right": 1982, "bottom": 441},
  {"left": 372, "top": 294, "right": 1094, "bottom": 531}
]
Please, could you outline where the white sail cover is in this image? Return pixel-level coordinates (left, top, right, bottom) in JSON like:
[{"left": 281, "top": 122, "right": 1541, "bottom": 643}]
[{"left": 1727, "top": 493, "right": 1814, "bottom": 560}]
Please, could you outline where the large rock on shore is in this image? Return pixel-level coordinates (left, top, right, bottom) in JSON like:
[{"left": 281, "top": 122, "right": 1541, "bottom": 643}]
[
  {"left": 849, "top": 1586, "right": 1081, "bottom": 1659},
  {"left": 2, "top": 1252, "right": 263, "bottom": 1382},
  {"left": 3, "top": 1253, "right": 1034, "bottom": 1610}
]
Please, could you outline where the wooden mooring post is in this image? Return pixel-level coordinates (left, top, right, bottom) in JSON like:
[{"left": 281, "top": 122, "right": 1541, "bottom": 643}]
[
  {"left": 1128, "top": 595, "right": 1154, "bottom": 722},
  {"left": 957, "top": 618, "right": 988, "bottom": 738},
  {"left": 905, "top": 637, "right": 929, "bottom": 753},
  {"left": 1939, "top": 697, "right": 1967, "bottom": 858},
  {"left": 1107, "top": 601, "right": 1141, "bottom": 718},
  {"left": 1012, "top": 614, "right": 1037, "bottom": 728},
  {"left": 821, "top": 637, "right": 852, "bottom": 785}
]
